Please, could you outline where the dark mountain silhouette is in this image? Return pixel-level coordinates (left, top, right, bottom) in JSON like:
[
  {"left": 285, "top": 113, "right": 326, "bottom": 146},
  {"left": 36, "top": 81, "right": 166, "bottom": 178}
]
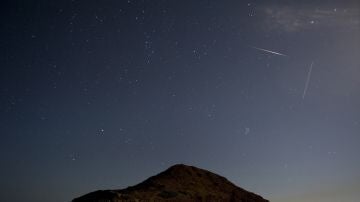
[{"left": 72, "top": 164, "right": 269, "bottom": 202}]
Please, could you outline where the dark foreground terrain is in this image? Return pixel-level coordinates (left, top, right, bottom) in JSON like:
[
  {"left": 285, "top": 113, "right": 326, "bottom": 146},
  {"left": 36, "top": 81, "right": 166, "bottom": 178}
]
[{"left": 73, "top": 164, "right": 269, "bottom": 202}]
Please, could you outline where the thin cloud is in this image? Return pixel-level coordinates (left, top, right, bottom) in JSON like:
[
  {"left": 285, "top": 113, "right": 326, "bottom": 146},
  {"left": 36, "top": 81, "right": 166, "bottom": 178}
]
[{"left": 261, "top": 6, "right": 360, "bottom": 32}]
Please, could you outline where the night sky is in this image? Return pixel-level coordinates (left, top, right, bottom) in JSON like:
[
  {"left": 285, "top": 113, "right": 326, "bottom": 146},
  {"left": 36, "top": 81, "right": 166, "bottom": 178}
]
[{"left": 1, "top": 1, "right": 359, "bottom": 202}]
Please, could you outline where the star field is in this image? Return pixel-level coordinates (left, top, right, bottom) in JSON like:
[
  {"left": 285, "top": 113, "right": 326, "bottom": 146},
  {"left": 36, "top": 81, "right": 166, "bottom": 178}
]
[{"left": 0, "top": 1, "right": 359, "bottom": 202}]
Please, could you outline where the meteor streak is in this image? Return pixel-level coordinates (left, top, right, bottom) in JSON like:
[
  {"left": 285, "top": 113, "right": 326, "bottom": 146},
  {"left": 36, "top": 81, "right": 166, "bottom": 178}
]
[
  {"left": 302, "top": 61, "right": 314, "bottom": 99},
  {"left": 251, "top": 46, "right": 287, "bottom": 56}
]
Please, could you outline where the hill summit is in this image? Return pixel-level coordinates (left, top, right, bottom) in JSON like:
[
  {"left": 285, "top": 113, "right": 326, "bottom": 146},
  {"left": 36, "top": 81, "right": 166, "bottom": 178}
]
[{"left": 72, "top": 164, "right": 269, "bottom": 202}]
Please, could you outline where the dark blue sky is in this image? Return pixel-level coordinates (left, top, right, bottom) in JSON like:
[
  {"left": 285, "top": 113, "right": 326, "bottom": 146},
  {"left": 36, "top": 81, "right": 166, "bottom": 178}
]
[{"left": 1, "top": 1, "right": 359, "bottom": 202}]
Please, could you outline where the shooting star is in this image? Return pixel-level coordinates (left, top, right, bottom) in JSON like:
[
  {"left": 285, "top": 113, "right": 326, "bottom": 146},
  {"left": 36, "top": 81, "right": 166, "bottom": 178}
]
[
  {"left": 251, "top": 46, "right": 288, "bottom": 57},
  {"left": 302, "top": 61, "right": 314, "bottom": 99}
]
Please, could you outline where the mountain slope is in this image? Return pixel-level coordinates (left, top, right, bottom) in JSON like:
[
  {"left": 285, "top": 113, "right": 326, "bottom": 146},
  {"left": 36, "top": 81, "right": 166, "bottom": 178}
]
[{"left": 72, "top": 164, "right": 269, "bottom": 202}]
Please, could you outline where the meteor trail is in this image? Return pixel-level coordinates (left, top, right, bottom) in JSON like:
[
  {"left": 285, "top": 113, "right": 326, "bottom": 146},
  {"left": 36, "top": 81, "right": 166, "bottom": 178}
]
[
  {"left": 302, "top": 61, "right": 314, "bottom": 99},
  {"left": 251, "top": 46, "right": 287, "bottom": 56}
]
